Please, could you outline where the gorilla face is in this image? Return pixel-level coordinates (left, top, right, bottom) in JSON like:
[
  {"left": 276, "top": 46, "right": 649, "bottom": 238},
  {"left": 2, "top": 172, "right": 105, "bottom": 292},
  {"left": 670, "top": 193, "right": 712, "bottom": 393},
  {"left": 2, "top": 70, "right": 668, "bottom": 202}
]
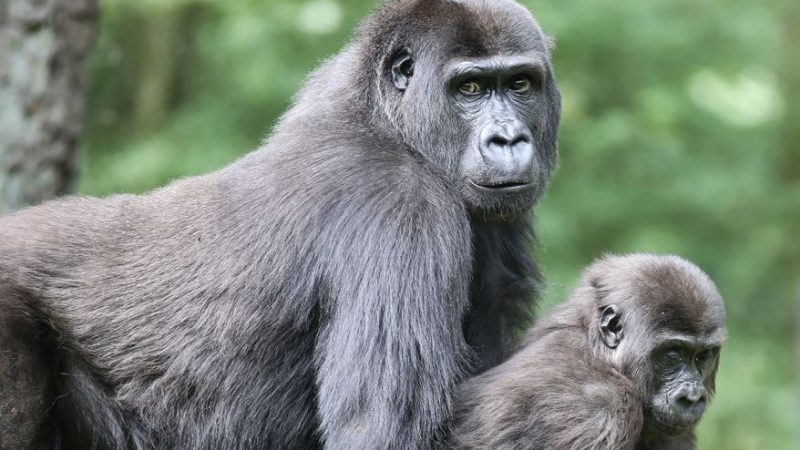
[
  {"left": 448, "top": 54, "right": 555, "bottom": 217},
  {"left": 597, "top": 302, "right": 724, "bottom": 437},
  {"left": 383, "top": 0, "right": 561, "bottom": 219},
  {"left": 645, "top": 340, "right": 721, "bottom": 435}
]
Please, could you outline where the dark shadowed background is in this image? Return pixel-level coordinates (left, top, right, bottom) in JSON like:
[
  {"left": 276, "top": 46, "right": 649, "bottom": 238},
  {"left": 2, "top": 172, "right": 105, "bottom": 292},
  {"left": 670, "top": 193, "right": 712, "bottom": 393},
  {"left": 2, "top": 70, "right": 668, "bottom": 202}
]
[{"left": 76, "top": 0, "right": 798, "bottom": 448}]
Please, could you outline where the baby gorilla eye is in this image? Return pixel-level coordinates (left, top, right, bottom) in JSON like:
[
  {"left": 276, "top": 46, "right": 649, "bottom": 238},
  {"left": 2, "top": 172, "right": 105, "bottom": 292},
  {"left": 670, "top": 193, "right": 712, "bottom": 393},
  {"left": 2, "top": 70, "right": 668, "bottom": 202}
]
[
  {"left": 399, "top": 58, "right": 414, "bottom": 77},
  {"left": 695, "top": 348, "right": 717, "bottom": 367},
  {"left": 459, "top": 80, "right": 483, "bottom": 95},
  {"left": 509, "top": 76, "right": 532, "bottom": 93},
  {"left": 658, "top": 347, "right": 685, "bottom": 367}
]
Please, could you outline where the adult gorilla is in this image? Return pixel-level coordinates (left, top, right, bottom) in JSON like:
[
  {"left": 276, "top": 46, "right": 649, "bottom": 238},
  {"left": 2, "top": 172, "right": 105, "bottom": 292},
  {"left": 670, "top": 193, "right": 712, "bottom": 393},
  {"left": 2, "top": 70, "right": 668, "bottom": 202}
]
[{"left": 0, "top": 0, "right": 560, "bottom": 448}]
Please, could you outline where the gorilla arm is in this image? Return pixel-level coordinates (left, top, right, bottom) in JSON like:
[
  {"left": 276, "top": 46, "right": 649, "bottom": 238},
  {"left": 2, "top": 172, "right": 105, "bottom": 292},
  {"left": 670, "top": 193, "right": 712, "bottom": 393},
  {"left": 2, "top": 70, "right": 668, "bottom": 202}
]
[
  {"left": 313, "top": 159, "right": 473, "bottom": 450},
  {"left": 452, "top": 331, "right": 643, "bottom": 450}
]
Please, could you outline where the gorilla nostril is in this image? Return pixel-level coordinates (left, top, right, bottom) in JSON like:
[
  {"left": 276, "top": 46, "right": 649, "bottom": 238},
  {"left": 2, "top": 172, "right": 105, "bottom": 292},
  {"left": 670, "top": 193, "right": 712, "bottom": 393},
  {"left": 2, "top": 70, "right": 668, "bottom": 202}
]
[
  {"left": 678, "top": 396, "right": 707, "bottom": 419},
  {"left": 675, "top": 388, "right": 706, "bottom": 411},
  {"left": 510, "top": 136, "right": 530, "bottom": 148},
  {"left": 488, "top": 136, "right": 510, "bottom": 148},
  {"left": 487, "top": 135, "right": 529, "bottom": 149},
  {"left": 676, "top": 395, "right": 696, "bottom": 409}
]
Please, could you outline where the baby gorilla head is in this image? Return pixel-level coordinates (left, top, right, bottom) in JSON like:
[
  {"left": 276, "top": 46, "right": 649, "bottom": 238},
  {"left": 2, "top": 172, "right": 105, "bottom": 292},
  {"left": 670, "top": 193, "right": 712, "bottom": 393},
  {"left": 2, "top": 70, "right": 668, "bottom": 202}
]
[
  {"left": 586, "top": 254, "right": 727, "bottom": 439},
  {"left": 451, "top": 254, "right": 727, "bottom": 450}
]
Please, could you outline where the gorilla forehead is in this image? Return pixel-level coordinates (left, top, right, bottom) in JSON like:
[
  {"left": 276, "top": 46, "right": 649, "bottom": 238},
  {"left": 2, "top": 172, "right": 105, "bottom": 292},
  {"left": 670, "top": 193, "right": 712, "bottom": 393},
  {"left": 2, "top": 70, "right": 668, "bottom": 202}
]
[
  {"left": 633, "top": 257, "right": 726, "bottom": 337},
  {"left": 432, "top": 0, "right": 548, "bottom": 56},
  {"left": 371, "top": 0, "right": 549, "bottom": 57}
]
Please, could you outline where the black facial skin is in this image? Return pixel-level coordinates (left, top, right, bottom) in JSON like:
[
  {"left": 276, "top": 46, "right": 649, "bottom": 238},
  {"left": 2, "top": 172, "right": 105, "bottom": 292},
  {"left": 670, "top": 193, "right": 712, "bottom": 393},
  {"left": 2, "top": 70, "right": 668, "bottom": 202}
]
[
  {"left": 452, "top": 54, "right": 555, "bottom": 217},
  {"left": 448, "top": 56, "right": 543, "bottom": 187},
  {"left": 646, "top": 339, "right": 722, "bottom": 435},
  {"left": 455, "top": 56, "right": 554, "bottom": 217}
]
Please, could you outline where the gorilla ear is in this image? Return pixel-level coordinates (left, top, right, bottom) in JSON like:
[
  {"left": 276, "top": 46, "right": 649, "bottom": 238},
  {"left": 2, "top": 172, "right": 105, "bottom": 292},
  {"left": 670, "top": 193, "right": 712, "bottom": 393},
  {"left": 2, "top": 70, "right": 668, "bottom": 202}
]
[
  {"left": 599, "top": 305, "right": 623, "bottom": 349},
  {"left": 390, "top": 48, "right": 414, "bottom": 91}
]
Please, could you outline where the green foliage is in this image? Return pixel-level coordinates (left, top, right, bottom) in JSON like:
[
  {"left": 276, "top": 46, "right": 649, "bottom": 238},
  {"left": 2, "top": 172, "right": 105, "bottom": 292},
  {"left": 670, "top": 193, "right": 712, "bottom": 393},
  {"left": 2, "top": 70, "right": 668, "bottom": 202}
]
[{"left": 80, "top": 0, "right": 799, "bottom": 448}]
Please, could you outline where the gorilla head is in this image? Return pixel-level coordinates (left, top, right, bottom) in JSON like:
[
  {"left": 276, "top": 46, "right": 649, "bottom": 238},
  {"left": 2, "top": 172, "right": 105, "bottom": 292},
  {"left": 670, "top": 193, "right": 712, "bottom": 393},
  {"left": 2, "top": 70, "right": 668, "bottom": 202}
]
[
  {"left": 589, "top": 256, "right": 727, "bottom": 437},
  {"left": 361, "top": 0, "right": 560, "bottom": 217}
]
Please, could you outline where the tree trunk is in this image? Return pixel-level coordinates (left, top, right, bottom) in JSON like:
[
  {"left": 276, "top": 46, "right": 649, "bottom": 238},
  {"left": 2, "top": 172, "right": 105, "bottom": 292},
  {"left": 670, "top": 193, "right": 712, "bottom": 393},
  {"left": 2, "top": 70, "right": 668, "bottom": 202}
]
[
  {"left": 781, "top": 0, "right": 800, "bottom": 179},
  {"left": 0, "top": 0, "right": 98, "bottom": 214}
]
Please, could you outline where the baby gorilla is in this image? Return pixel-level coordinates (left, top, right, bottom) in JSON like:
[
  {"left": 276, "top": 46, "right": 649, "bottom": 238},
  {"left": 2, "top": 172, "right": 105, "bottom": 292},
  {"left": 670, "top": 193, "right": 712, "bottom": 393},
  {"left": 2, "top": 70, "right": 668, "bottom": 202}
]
[{"left": 451, "top": 254, "right": 726, "bottom": 450}]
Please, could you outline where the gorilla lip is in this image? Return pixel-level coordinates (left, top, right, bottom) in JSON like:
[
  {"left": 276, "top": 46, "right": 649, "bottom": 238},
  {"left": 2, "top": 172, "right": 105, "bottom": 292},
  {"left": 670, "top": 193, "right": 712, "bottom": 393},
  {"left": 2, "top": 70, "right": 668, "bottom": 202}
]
[{"left": 467, "top": 179, "right": 533, "bottom": 193}]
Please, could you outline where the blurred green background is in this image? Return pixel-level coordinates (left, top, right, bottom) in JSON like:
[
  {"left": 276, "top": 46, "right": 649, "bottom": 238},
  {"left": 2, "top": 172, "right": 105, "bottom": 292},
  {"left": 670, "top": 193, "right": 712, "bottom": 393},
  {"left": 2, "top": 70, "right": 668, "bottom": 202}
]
[{"left": 79, "top": 0, "right": 798, "bottom": 448}]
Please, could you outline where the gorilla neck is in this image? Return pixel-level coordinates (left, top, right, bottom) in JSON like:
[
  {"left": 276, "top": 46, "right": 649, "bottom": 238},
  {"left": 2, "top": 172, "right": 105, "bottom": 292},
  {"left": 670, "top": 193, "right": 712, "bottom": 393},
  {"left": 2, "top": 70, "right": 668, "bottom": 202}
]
[
  {"left": 465, "top": 217, "right": 540, "bottom": 370},
  {"left": 636, "top": 423, "right": 696, "bottom": 450}
]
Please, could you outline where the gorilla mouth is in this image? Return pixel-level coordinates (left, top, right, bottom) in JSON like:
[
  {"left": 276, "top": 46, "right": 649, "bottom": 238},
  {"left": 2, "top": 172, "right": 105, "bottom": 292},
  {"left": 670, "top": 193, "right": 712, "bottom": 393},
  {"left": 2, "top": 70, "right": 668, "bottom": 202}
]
[
  {"left": 468, "top": 179, "right": 532, "bottom": 192},
  {"left": 649, "top": 407, "right": 703, "bottom": 436}
]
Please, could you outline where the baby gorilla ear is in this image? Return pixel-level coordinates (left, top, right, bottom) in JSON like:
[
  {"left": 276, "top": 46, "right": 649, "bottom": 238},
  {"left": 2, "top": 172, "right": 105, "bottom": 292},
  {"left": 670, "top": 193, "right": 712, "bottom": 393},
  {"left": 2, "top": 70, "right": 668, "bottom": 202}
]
[
  {"left": 599, "top": 305, "right": 624, "bottom": 349},
  {"left": 390, "top": 47, "right": 414, "bottom": 91}
]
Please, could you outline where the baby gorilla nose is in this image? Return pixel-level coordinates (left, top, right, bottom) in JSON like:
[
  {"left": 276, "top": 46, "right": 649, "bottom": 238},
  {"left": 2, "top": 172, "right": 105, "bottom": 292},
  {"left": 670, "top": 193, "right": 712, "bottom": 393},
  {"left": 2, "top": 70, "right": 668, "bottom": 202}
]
[{"left": 672, "top": 382, "right": 707, "bottom": 419}]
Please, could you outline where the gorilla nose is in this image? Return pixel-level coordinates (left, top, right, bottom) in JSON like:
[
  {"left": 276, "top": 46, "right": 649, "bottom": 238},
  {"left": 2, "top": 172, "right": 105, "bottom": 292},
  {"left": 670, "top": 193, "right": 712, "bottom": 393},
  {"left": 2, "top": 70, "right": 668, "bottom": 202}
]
[
  {"left": 486, "top": 132, "right": 530, "bottom": 149},
  {"left": 479, "top": 123, "right": 534, "bottom": 179},
  {"left": 672, "top": 382, "right": 707, "bottom": 415}
]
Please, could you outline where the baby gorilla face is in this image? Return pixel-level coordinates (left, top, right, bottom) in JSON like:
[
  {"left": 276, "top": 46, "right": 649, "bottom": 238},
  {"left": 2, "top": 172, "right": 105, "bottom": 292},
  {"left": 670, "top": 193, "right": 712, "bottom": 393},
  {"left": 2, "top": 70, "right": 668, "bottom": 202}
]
[{"left": 647, "top": 342, "right": 720, "bottom": 434}]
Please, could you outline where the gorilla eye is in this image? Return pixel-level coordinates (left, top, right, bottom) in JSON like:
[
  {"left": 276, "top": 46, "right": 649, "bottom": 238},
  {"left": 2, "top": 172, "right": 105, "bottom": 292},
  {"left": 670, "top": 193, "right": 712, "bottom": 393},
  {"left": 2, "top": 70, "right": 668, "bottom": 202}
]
[
  {"left": 459, "top": 80, "right": 483, "bottom": 96},
  {"left": 664, "top": 348, "right": 683, "bottom": 362},
  {"left": 695, "top": 348, "right": 717, "bottom": 366},
  {"left": 399, "top": 58, "right": 414, "bottom": 77},
  {"left": 510, "top": 76, "right": 532, "bottom": 93},
  {"left": 607, "top": 315, "right": 621, "bottom": 333}
]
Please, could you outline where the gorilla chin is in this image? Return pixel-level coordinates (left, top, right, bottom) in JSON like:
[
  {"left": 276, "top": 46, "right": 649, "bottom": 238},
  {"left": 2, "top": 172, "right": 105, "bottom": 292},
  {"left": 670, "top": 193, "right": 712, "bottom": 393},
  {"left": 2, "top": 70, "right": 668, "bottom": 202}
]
[
  {"left": 462, "top": 179, "right": 541, "bottom": 219},
  {"left": 649, "top": 402, "right": 706, "bottom": 437}
]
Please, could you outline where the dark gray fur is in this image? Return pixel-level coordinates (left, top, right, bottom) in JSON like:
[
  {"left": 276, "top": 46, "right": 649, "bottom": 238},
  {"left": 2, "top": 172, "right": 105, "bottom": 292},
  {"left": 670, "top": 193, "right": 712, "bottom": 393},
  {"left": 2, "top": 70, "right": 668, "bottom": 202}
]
[
  {"left": 0, "top": 0, "right": 560, "bottom": 448},
  {"left": 450, "top": 254, "right": 727, "bottom": 450}
]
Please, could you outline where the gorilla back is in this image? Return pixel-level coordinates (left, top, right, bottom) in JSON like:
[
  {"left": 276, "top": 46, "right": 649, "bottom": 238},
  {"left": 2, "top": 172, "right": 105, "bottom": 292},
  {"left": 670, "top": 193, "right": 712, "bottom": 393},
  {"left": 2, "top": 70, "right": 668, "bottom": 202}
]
[{"left": 0, "top": 1, "right": 560, "bottom": 449}]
